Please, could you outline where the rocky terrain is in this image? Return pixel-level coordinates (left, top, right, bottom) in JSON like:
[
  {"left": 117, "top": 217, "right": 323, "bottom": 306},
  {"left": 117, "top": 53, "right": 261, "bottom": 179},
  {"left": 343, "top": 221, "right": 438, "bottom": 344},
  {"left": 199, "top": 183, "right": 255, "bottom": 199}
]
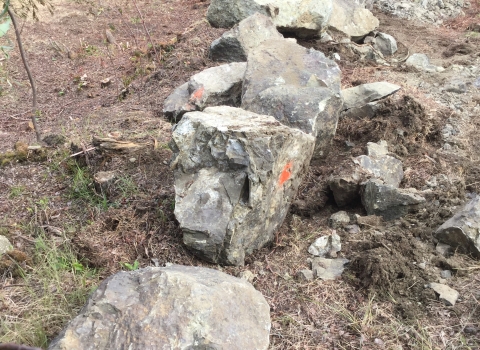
[{"left": 1, "top": 0, "right": 480, "bottom": 348}]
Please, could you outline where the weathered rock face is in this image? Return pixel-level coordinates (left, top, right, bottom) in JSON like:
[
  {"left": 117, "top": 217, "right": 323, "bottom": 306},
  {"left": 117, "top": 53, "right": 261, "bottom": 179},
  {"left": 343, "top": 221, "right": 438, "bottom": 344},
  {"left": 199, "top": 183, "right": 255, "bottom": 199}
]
[
  {"left": 210, "top": 13, "right": 284, "bottom": 62},
  {"left": 354, "top": 154, "right": 403, "bottom": 187},
  {"left": 49, "top": 265, "right": 271, "bottom": 350},
  {"left": 170, "top": 106, "right": 315, "bottom": 265},
  {"left": 207, "top": 0, "right": 333, "bottom": 38},
  {"left": 163, "top": 62, "right": 247, "bottom": 122},
  {"left": 242, "top": 39, "right": 343, "bottom": 158},
  {"left": 341, "top": 82, "right": 401, "bottom": 110},
  {"left": 328, "top": 0, "right": 379, "bottom": 39},
  {"left": 361, "top": 179, "right": 426, "bottom": 220},
  {"left": 435, "top": 196, "right": 480, "bottom": 258}
]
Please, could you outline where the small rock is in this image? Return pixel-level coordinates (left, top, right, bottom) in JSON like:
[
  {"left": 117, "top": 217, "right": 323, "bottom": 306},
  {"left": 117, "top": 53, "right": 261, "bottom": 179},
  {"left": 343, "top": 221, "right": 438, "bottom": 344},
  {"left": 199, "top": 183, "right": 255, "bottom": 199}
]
[
  {"left": 345, "top": 224, "right": 361, "bottom": 234},
  {"left": 329, "top": 211, "right": 350, "bottom": 228},
  {"left": 366, "top": 140, "right": 389, "bottom": 157},
  {"left": 0, "top": 235, "right": 13, "bottom": 256},
  {"left": 354, "top": 153, "right": 404, "bottom": 187},
  {"left": 296, "top": 269, "right": 314, "bottom": 281},
  {"left": 435, "top": 196, "right": 480, "bottom": 258},
  {"left": 361, "top": 179, "right": 426, "bottom": 220},
  {"left": 238, "top": 270, "right": 256, "bottom": 283},
  {"left": 440, "top": 270, "right": 452, "bottom": 279},
  {"left": 308, "top": 232, "right": 341, "bottom": 257},
  {"left": 328, "top": 0, "right": 379, "bottom": 39},
  {"left": 374, "top": 32, "right": 398, "bottom": 56},
  {"left": 311, "top": 257, "right": 349, "bottom": 280},
  {"left": 444, "top": 79, "right": 467, "bottom": 94},
  {"left": 426, "top": 282, "right": 459, "bottom": 306},
  {"left": 406, "top": 53, "right": 444, "bottom": 72},
  {"left": 436, "top": 243, "right": 453, "bottom": 257},
  {"left": 474, "top": 77, "right": 480, "bottom": 88},
  {"left": 418, "top": 262, "right": 426, "bottom": 269},
  {"left": 356, "top": 215, "right": 383, "bottom": 227},
  {"left": 329, "top": 174, "right": 361, "bottom": 207}
]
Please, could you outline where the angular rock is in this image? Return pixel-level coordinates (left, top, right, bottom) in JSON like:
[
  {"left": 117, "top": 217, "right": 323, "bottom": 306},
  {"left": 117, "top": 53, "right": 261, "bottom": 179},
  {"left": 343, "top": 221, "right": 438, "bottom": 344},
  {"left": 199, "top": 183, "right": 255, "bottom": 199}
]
[
  {"left": 0, "top": 235, "right": 13, "bottom": 256},
  {"left": 366, "top": 140, "right": 389, "bottom": 157},
  {"left": 296, "top": 269, "right": 314, "bottom": 281},
  {"left": 345, "top": 224, "right": 361, "bottom": 234},
  {"left": 210, "top": 13, "right": 284, "bottom": 62},
  {"left": 361, "top": 179, "right": 426, "bottom": 220},
  {"left": 308, "top": 232, "right": 341, "bottom": 257},
  {"left": 341, "top": 82, "right": 401, "bottom": 110},
  {"left": 49, "top": 265, "right": 271, "bottom": 350},
  {"left": 426, "top": 282, "right": 459, "bottom": 306},
  {"left": 242, "top": 39, "right": 343, "bottom": 158},
  {"left": 342, "top": 101, "right": 379, "bottom": 119},
  {"left": 311, "top": 257, "right": 349, "bottom": 280},
  {"left": 374, "top": 32, "right": 398, "bottom": 56},
  {"left": 436, "top": 243, "right": 453, "bottom": 257},
  {"left": 329, "top": 211, "right": 350, "bottom": 228},
  {"left": 329, "top": 174, "right": 361, "bottom": 207},
  {"left": 440, "top": 270, "right": 452, "bottom": 279},
  {"left": 435, "top": 196, "right": 480, "bottom": 258},
  {"left": 328, "top": 0, "right": 379, "bottom": 39},
  {"left": 171, "top": 106, "right": 315, "bottom": 265},
  {"left": 163, "top": 62, "right": 247, "bottom": 122},
  {"left": 354, "top": 154, "right": 403, "bottom": 187},
  {"left": 406, "top": 53, "right": 444, "bottom": 73},
  {"left": 207, "top": 0, "right": 333, "bottom": 38}
]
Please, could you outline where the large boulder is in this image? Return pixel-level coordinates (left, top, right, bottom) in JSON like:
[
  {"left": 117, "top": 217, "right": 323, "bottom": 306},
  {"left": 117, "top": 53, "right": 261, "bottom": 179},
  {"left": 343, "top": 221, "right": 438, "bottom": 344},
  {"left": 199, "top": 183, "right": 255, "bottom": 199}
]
[
  {"left": 210, "top": 13, "right": 284, "bottom": 62},
  {"left": 241, "top": 39, "right": 343, "bottom": 158},
  {"left": 206, "top": 0, "right": 333, "bottom": 38},
  {"left": 49, "top": 265, "right": 271, "bottom": 350},
  {"left": 435, "top": 196, "right": 480, "bottom": 258},
  {"left": 163, "top": 62, "right": 247, "bottom": 122},
  {"left": 361, "top": 179, "right": 426, "bottom": 220},
  {"left": 170, "top": 106, "right": 315, "bottom": 265},
  {"left": 328, "top": 0, "right": 379, "bottom": 39}
]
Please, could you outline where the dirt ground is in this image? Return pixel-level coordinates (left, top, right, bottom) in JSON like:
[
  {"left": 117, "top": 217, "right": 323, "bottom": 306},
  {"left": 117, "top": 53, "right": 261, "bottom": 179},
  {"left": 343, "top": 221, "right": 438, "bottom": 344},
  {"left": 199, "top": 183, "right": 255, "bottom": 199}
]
[{"left": 1, "top": 0, "right": 480, "bottom": 349}]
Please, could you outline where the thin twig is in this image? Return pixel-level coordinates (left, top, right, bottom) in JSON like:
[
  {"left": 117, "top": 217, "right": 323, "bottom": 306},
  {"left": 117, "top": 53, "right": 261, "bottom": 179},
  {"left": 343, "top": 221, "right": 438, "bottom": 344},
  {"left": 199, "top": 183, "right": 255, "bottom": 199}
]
[
  {"left": 131, "top": 0, "right": 161, "bottom": 62},
  {"left": 7, "top": 7, "right": 41, "bottom": 142}
]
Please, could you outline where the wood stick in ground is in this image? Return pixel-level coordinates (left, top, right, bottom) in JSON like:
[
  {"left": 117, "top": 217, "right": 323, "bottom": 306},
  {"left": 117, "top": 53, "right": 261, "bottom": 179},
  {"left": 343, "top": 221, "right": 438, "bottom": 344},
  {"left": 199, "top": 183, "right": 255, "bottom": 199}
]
[{"left": 7, "top": 7, "right": 41, "bottom": 142}]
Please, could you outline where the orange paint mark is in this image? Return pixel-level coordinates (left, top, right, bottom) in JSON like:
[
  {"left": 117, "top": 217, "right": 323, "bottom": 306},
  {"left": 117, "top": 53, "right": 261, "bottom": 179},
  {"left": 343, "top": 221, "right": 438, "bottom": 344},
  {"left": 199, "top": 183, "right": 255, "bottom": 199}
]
[
  {"left": 278, "top": 162, "right": 293, "bottom": 187},
  {"left": 190, "top": 86, "right": 205, "bottom": 101}
]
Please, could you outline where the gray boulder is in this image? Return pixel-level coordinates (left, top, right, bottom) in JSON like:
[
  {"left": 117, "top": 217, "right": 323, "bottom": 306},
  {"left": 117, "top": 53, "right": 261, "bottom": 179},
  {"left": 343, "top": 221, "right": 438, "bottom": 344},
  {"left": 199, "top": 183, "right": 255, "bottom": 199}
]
[
  {"left": 0, "top": 235, "right": 13, "bottom": 256},
  {"left": 361, "top": 179, "right": 426, "bottom": 220},
  {"left": 328, "top": 0, "right": 379, "bottom": 39},
  {"left": 49, "top": 265, "right": 271, "bottom": 350},
  {"left": 170, "top": 106, "right": 315, "bottom": 265},
  {"left": 341, "top": 82, "right": 401, "bottom": 110},
  {"left": 242, "top": 38, "right": 342, "bottom": 158},
  {"left": 163, "top": 62, "right": 247, "bottom": 122},
  {"left": 435, "top": 196, "right": 480, "bottom": 258},
  {"left": 207, "top": 0, "right": 333, "bottom": 38},
  {"left": 210, "top": 13, "right": 284, "bottom": 62}
]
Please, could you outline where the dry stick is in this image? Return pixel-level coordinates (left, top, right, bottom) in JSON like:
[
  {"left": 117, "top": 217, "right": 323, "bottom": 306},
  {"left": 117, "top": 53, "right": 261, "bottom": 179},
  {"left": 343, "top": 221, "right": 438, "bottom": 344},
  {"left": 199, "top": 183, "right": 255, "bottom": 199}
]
[
  {"left": 7, "top": 7, "right": 41, "bottom": 142},
  {"left": 131, "top": 0, "right": 161, "bottom": 62}
]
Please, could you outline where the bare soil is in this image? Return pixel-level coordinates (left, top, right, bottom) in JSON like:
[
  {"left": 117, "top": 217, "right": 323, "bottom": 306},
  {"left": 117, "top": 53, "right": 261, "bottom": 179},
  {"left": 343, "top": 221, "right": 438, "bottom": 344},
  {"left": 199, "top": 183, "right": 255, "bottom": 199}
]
[{"left": 1, "top": 0, "right": 480, "bottom": 349}]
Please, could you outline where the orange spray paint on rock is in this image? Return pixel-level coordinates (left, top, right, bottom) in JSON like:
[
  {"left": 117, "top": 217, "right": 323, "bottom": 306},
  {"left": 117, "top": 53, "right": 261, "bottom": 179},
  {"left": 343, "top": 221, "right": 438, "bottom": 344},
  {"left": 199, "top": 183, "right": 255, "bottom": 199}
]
[{"left": 278, "top": 162, "right": 293, "bottom": 187}]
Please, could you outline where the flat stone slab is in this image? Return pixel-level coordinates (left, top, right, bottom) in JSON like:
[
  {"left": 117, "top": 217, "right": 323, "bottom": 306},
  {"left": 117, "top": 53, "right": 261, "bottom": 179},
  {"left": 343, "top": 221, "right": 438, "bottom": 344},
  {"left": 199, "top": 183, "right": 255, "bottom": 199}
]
[
  {"left": 49, "top": 266, "right": 271, "bottom": 350},
  {"left": 171, "top": 106, "right": 315, "bottom": 265},
  {"left": 312, "top": 257, "right": 349, "bottom": 280},
  {"left": 426, "top": 282, "right": 459, "bottom": 306},
  {"left": 341, "top": 82, "right": 401, "bottom": 110}
]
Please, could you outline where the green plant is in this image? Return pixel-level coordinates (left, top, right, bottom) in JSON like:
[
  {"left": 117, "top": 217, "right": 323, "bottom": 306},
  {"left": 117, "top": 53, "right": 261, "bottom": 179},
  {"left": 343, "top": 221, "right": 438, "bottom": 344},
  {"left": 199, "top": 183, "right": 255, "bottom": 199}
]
[
  {"left": 68, "top": 164, "right": 109, "bottom": 210},
  {"left": 9, "top": 185, "right": 25, "bottom": 198},
  {"left": 121, "top": 260, "right": 139, "bottom": 271}
]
